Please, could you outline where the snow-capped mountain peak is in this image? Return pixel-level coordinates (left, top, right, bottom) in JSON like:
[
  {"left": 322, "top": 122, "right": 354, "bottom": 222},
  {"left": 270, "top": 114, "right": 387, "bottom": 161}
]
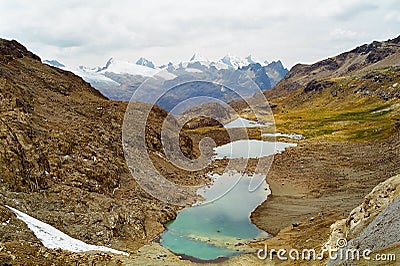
[
  {"left": 136, "top": 57, "right": 155, "bottom": 69},
  {"left": 96, "top": 57, "right": 114, "bottom": 72},
  {"left": 219, "top": 54, "right": 249, "bottom": 69},
  {"left": 219, "top": 54, "right": 266, "bottom": 69}
]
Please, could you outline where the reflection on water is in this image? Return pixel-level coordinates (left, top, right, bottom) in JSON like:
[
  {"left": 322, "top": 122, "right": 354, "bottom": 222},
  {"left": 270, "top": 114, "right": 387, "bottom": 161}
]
[
  {"left": 213, "top": 139, "right": 297, "bottom": 159},
  {"left": 160, "top": 173, "right": 271, "bottom": 260}
]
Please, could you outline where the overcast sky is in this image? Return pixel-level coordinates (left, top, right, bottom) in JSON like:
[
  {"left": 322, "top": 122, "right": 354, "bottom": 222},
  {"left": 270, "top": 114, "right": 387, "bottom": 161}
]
[{"left": 0, "top": 0, "right": 399, "bottom": 69}]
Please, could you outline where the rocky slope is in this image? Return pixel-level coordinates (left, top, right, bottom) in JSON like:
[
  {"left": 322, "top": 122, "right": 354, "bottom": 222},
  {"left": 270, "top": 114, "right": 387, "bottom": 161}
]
[
  {"left": 0, "top": 38, "right": 199, "bottom": 258},
  {"left": 325, "top": 174, "right": 400, "bottom": 249},
  {"left": 262, "top": 36, "right": 400, "bottom": 127},
  {"left": 326, "top": 174, "right": 400, "bottom": 265},
  {"left": 274, "top": 35, "right": 400, "bottom": 93}
]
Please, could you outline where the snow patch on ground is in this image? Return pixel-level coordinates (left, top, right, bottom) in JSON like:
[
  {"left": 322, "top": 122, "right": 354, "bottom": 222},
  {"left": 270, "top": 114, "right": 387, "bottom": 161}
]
[
  {"left": 224, "top": 117, "right": 269, "bottom": 128},
  {"left": 65, "top": 66, "right": 121, "bottom": 85},
  {"left": 262, "top": 132, "right": 304, "bottom": 140},
  {"left": 6, "top": 206, "right": 129, "bottom": 256}
]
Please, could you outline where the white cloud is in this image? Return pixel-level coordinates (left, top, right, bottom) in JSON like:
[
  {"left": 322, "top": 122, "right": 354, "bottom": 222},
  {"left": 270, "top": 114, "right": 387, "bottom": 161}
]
[
  {"left": 329, "top": 28, "right": 357, "bottom": 41},
  {"left": 0, "top": 0, "right": 398, "bottom": 68},
  {"left": 385, "top": 11, "right": 400, "bottom": 23}
]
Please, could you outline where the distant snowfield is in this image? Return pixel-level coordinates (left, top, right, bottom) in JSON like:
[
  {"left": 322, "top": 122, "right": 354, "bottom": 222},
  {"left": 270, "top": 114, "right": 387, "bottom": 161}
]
[
  {"left": 6, "top": 206, "right": 129, "bottom": 256},
  {"left": 185, "top": 67, "right": 203, "bottom": 73},
  {"left": 154, "top": 71, "right": 177, "bottom": 80},
  {"left": 71, "top": 67, "right": 121, "bottom": 85},
  {"left": 64, "top": 59, "right": 177, "bottom": 84},
  {"left": 98, "top": 58, "right": 159, "bottom": 77}
]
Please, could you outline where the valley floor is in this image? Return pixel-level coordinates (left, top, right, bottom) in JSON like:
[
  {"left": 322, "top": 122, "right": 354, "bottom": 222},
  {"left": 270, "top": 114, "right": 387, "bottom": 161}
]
[{"left": 1, "top": 132, "right": 399, "bottom": 265}]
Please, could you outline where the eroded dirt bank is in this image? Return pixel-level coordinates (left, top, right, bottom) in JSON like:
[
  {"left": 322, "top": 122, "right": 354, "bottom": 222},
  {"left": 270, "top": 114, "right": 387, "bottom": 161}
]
[{"left": 251, "top": 132, "right": 400, "bottom": 237}]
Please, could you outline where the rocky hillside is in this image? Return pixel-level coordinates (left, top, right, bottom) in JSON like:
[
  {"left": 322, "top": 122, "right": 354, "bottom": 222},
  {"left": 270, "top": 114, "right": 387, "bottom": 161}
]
[
  {"left": 276, "top": 35, "right": 400, "bottom": 92},
  {"left": 265, "top": 35, "right": 400, "bottom": 106},
  {"left": 0, "top": 38, "right": 197, "bottom": 257},
  {"left": 260, "top": 36, "right": 400, "bottom": 142},
  {"left": 326, "top": 174, "right": 400, "bottom": 265}
]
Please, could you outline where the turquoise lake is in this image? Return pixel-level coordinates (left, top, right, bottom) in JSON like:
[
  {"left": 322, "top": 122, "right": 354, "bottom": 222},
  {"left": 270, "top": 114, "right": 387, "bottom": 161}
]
[
  {"left": 160, "top": 173, "right": 270, "bottom": 260},
  {"left": 160, "top": 140, "right": 295, "bottom": 261}
]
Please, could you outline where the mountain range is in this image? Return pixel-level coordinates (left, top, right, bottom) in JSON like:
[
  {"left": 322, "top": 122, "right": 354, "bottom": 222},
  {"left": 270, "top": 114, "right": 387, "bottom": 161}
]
[{"left": 44, "top": 55, "right": 288, "bottom": 111}]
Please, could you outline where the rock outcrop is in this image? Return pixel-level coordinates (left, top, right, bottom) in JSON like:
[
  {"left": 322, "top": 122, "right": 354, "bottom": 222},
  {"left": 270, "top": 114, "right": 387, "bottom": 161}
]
[{"left": 324, "top": 174, "right": 400, "bottom": 251}]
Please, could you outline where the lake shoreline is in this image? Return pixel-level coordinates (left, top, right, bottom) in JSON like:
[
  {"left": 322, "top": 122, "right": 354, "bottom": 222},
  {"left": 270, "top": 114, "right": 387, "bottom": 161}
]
[{"left": 251, "top": 136, "right": 400, "bottom": 237}]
